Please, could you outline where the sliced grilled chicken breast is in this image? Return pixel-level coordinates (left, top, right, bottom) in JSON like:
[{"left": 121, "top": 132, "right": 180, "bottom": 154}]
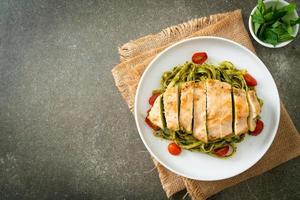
[
  {"left": 233, "top": 88, "right": 249, "bottom": 135},
  {"left": 193, "top": 82, "right": 207, "bottom": 143},
  {"left": 247, "top": 90, "right": 261, "bottom": 131},
  {"left": 206, "top": 80, "right": 222, "bottom": 140},
  {"left": 148, "top": 95, "right": 164, "bottom": 129},
  {"left": 219, "top": 81, "right": 233, "bottom": 138},
  {"left": 179, "top": 82, "right": 194, "bottom": 133},
  {"left": 206, "top": 80, "right": 233, "bottom": 139},
  {"left": 163, "top": 86, "right": 179, "bottom": 131}
]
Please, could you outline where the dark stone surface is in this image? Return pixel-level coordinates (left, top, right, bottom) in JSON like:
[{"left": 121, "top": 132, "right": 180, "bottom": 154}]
[{"left": 0, "top": 0, "right": 299, "bottom": 199}]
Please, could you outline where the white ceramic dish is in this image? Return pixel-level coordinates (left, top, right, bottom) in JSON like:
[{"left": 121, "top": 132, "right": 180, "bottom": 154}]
[
  {"left": 249, "top": 0, "right": 299, "bottom": 48},
  {"left": 134, "top": 37, "right": 280, "bottom": 181}
]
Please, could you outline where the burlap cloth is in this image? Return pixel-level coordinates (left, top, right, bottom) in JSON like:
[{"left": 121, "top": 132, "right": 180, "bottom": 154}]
[{"left": 112, "top": 10, "right": 300, "bottom": 200}]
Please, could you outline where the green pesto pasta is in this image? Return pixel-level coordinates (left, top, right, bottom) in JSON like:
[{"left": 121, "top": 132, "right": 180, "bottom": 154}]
[{"left": 154, "top": 61, "right": 251, "bottom": 157}]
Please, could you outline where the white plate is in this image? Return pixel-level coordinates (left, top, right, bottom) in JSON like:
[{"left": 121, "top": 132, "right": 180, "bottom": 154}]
[{"left": 134, "top": 37, "right": 280, "bottom": 181}]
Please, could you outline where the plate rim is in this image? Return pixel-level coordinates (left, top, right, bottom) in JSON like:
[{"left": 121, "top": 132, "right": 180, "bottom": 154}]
[{"left": 134, "top": 36, "right": 280, "bottom": 181}]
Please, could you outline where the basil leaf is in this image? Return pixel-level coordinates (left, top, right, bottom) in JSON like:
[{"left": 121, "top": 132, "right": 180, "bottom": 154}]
[
  {"left": 258, "top": 23, "right": 267, "bottom": 39},
  {"left": 279, "top": 3, "right": 296, "bottom": 13},
  {"left": 265, "top": 6, "right": 273, "bottom": 14},
  {"left": 272, "top": 10, "right": 288, "bottom": 21},
  {"left": 252, "top": 13, "right": 265, "bottom": 24},
  {"left": 254, "top": 8, "right": 261, "bottom": 16},
  {"left": 278, "top": 33, "right": 294, "bottom": 42},
  {"left": 253, "top": 22, "right": 261, "bottom": 35},
  {"left": 273, "top": 0, "right": 279, "bottom": 11},
  {"left": 287, "top": 25, "right": 293, "bottom": 35},
  {"left": 271, "top": 26, "right": 286, "bottom": 36},
  {"left": 290, "top": 17, "right": 300, "bottom": 26},
  {"left": 281, "top": 20, "right": 294, "bottom": 35},
  {"left": 264, "top": 12, "right": 274, "bottom": 21},
  {"left": 271, "top": 20, "right": 282, "bottom": 28},
  {"left": 257, "top": 0, "right": 266, "bottom": 14},
  {"left": 263, "top": 29, "right": 278, "bottom": 46}
]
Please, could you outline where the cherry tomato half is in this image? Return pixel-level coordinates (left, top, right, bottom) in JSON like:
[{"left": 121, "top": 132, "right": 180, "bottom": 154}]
[
  {"left": 213, "top": 146, "right": 229, "bottom": 157},
  {"left": 243, "top": 73, "right": 257, "bottom": 86},
  {"left": 249, "top": 119, "right": 264, "bottom": 136},
  {"left": 168, "top": 143, "right": 181, "bottom": 156},
  {"left": 192, "top": 52, "right": 208, "bottom": 64},
  {"left": 148, "top": 93, "right": 160, "bottom": 106},
  {"left": 145, "top": 116, "right": 160, "bottom": 131}
]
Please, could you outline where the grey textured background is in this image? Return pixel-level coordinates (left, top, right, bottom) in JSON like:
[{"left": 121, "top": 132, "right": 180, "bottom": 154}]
[{"left": 0, "top": 0, "right": 299, "bottom": 199}]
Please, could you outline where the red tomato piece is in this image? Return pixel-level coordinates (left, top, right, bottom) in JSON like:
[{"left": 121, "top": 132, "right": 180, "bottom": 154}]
[
  {"left": 192, "top": 52, "right": 208, "bottom": 64},
  {"left": 249, "top": 119, "right": 264, "bottom": 136},
  {"left": 168, "top": 143, "right": 181, "bottom": 156},
  {"left": 145, "top": 116, "right": 160, "bottom": 131},
  {"left": 213, "top": 146, "right": 229, "bottom": 157},
  {"left": 243, "top": 73, "right": 257, "bottom": 86},
  {"left": 148, "top": 93, "right": 160, "bottom": 106}
]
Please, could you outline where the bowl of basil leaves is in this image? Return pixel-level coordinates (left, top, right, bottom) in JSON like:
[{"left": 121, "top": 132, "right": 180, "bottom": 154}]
[{"left": 249, "top": 0, "right": 299, "bottom": 48}]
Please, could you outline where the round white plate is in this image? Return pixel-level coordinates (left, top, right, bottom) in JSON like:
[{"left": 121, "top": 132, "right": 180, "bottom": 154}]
[{"left": 134, "top": 37, "right": 280, "bottom": 181}]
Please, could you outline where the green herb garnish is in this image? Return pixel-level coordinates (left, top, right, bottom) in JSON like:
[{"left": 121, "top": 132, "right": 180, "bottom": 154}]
[{"left": 252, "top": 0, "right": 300, "bottom": 46}]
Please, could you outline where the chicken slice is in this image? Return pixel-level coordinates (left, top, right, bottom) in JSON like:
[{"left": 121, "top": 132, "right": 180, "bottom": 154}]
[
  {"left": 206, "top": 80, "right": 233, "bottom": 140},
  {"left": 247, "top": 90, "right": 261, "bottom": 131},
  {"left": 206, "top": 80, "right": 222, "bottom": 140},
  {"left": 233, "top": 88, "right": 249, "bottom": 135},
  {"left": 163, "top": 86, "right": 179, "bottom": 131},
  {"left": 179, "top": 82, "right": 194, "bottom": 133},
  {"left": 147, "top": 95, "right": 164, "bottom": 129},
  {"left": 193, "top": 82, "right": 207, "bottom": 143},
  {"left": 219, "top": 81, "right": 233, "bottom": 138}
]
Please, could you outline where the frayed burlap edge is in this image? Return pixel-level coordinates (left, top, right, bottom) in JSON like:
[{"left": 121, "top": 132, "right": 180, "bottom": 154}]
[{"left": 119, "top": 10, "right": 234, "bottom": 62}]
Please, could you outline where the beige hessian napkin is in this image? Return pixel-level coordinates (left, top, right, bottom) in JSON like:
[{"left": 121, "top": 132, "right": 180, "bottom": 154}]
[{"left": 112, "top": 9, "right": 300, "bottom": 200}]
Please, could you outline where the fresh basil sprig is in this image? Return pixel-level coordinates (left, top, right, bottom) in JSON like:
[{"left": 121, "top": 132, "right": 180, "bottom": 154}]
[{"left": 252, "top": 0, "right": 300, "bottom": 46}]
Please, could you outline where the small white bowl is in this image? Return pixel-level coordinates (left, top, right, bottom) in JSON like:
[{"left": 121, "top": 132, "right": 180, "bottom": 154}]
[{"left": 248, "top": 0, "right": 299, "bottom": 48}]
